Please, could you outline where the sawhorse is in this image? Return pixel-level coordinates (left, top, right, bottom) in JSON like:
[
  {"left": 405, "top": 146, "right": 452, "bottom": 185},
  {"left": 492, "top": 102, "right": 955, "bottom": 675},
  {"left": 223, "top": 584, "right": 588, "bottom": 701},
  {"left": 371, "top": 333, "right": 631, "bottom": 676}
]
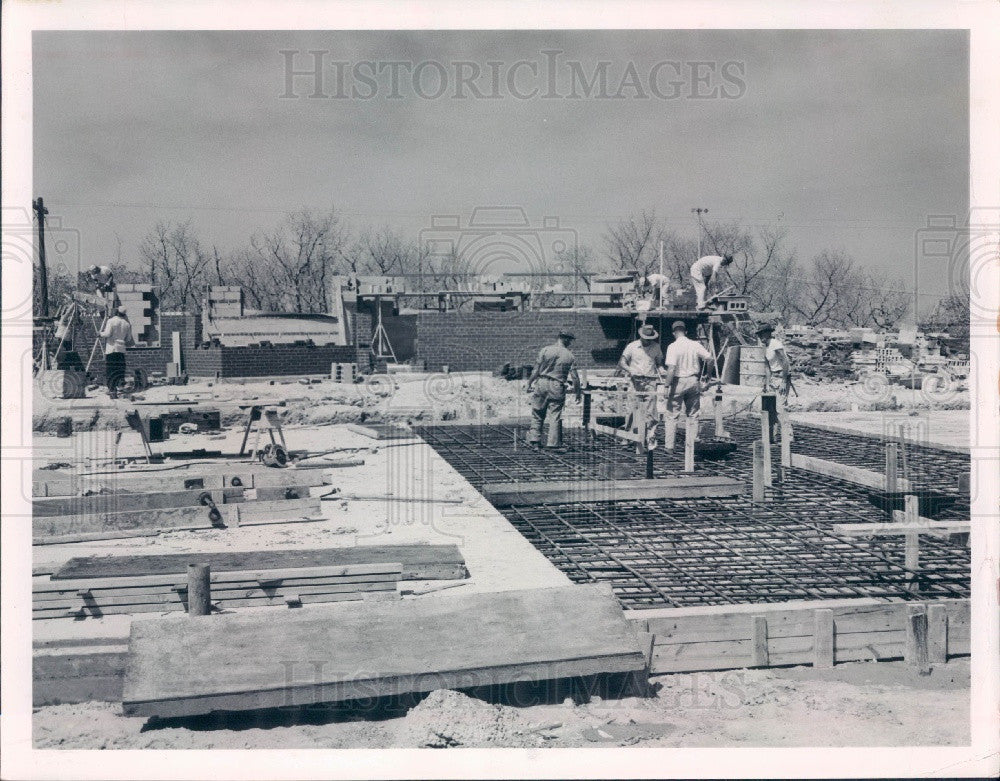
[{"left": 238, "top": 405, "right": 288, "bottom": 464}]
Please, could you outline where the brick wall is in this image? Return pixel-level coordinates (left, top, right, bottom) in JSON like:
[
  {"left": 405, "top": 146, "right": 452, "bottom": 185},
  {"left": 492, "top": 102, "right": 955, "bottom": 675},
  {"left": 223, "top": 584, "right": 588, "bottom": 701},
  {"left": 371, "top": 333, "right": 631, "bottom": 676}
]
[
  {"left": 186, "top": 344, "right": 359, "bottom": 378},
  {"left": 413, "top": 311, "right": 636, "bottom": 372}
]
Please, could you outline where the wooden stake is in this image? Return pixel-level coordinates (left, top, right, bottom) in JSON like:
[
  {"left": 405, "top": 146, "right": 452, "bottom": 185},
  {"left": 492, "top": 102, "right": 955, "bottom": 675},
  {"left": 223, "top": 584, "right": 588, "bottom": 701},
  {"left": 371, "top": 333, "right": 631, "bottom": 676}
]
[
  {"left": 905, "top": 604, "right": 931, "bottom": 675},
  {"left": 813, "top": 608, "right": 834, "bottom": 668},
  {"left": 927, "top": 604, "right": 947, "bottom": 664},
  {"left": 664, "top": 416, "right": 677, "bottom": 450},
  {"left": 714, "top": 388, "right": 725, "bottom": 437},
  {"left": 885, "top": 443, "right": 898, "bottom": 493},
  {"left": 645, "top": 450, "right": 654, "bottom": 479},
  {"left": 904, "top": 494, "right": 919, "bottom": 523},
  {"left": 751, "top": 615, "right": 769, "bottom": 667},
  {"left": 683, "top": 418, "right": 696, "bottom": 473},
  {"left": 780, "top": 421, "right": 792, "bottom": 469},
  {"left": 760, "top": 411, "right": 772, "bottom": 487},
  {"left": 187, "top": 564, "right": 212, "bottom": 616},
  {"left": 905, "top": 532, "right": 920, "bottom": 594},
  {"left": 752, "top": 440, "right": 765, "bottom": 502}
]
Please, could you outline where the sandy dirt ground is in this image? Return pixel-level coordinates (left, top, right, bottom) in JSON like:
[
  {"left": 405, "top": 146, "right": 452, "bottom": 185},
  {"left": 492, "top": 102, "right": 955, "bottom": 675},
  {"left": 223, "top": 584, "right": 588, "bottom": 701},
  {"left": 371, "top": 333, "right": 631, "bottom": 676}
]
[
  {"left": 28, "top": 371, "right": 972, "bottom": 749},
  {"left": 32, "top": 659, "right": 970, "bottom": 749}
]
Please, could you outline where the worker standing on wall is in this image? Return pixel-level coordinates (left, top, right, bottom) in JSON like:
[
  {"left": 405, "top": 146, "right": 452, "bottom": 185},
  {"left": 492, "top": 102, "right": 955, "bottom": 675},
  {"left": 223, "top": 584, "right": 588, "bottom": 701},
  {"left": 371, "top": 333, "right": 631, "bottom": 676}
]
[
  {"left": 525, "top": 328, "right": 581, "bottom": 451},
  {"left": 618, "top": 323, "right": 666, "bottom": 446},
  {"left": 100, "top": 305, "right": 134, "bottom": 400},
  {"left": 87, "top": 264, "right": 118, "bottom": 315},
  {"left": 663, "top": 320, "right": 713, "bottom": 424},
  {"left": 689, "top": 254, "right": 734, "bottom": 310},
  {"left": 757, "top": 323, "right": 792, "bottom": 442}
]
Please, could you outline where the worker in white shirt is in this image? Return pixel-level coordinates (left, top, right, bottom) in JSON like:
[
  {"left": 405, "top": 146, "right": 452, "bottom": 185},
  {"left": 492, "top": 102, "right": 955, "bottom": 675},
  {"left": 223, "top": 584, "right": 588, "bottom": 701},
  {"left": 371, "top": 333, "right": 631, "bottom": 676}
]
[
  {"left": 99, "top": 306, "right": 134, "bottom": 399},
  {"left": 663, "top": 320, "right": 713, "bottom": 419},
  {"left": 689, "top": 254, "right": 734, "bottom": 310},
  {"left": 618, "top": 323, "right": 666, "bottom": 445},
  {"left": 757, "top": 323, "right": 792, "bottom": 442},
  {"left": 645, "top": 273, "right": 670, "bottom": 307}
]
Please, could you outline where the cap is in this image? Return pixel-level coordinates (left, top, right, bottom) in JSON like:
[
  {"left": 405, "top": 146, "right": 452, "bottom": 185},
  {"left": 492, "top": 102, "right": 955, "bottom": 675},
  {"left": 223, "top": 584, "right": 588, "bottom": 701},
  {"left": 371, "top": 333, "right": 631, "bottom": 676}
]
[
  {"left": 558, "top": 329, "right": 576, "bottom": 340},
  {"left": 638, "top": 324, "right": 659, "bottom": 340},
  {"left": 116, "top": 306, "right": 128, "bottom": 315},
  {"left": 670, "top": 320, "right": 687, "bottom": 332}
]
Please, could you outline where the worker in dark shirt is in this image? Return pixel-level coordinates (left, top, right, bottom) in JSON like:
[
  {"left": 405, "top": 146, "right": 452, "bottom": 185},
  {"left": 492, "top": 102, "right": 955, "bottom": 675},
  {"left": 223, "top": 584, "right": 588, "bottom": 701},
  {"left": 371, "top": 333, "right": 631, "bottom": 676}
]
[{"left": 525, "top": 328, "right": 582, "bottom": 450}]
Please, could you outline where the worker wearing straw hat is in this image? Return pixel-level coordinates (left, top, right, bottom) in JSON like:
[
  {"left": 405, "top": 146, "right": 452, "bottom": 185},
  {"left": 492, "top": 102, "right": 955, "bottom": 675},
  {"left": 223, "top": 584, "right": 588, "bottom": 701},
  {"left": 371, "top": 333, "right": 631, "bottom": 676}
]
[{"left": 618, "top": 322, "right": 666, "bottom": 445}]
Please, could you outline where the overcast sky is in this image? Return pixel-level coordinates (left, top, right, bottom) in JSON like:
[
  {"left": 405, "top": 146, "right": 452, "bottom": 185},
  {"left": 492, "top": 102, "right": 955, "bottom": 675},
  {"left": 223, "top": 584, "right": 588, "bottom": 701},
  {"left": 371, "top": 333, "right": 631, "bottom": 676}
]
[{"left": 33, "top": 29, "right": 968, "bottom": 305}]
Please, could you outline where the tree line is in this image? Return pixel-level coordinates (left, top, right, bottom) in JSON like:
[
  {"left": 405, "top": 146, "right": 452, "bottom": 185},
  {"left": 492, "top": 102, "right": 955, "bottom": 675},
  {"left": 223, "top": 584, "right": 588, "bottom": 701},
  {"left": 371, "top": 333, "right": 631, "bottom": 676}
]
[{"left": 37, "top": 205, "right": 943, "bottom": 332}]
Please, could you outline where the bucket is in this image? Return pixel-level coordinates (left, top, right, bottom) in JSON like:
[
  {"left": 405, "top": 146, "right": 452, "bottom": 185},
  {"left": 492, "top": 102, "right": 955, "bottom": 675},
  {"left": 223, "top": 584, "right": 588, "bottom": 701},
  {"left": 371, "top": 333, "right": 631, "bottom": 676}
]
[{"left": 56, "top": 416, "right": 73, "bottom": 438}]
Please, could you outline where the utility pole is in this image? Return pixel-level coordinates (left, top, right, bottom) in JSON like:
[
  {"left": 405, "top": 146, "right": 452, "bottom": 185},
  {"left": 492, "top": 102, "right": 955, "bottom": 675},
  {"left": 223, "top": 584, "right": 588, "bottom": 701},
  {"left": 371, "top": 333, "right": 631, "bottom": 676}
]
[
  {"left": 691, "top": 207, "right": 709, "bottom": 260},
  {"left": 33, "top": 197, "right": 50, "bottom": 318}
]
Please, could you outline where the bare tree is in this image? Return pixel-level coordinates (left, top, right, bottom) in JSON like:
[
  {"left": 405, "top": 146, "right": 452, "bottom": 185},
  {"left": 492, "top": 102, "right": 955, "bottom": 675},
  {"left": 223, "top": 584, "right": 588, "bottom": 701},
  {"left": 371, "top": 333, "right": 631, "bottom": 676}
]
[
  {"left": 138, "top": 221, "right": 211, "bottom": 311},
  {"left": 603, "top": 210, "right": 671, "bottom": 280},
  {"left": 244, "top": 208, "right": 349, "bottom": 313},
  {"left": 553, "top": 244, "right": 596, "bottom": 291},
  {"left": 789, "top": 250, "right": 859, "bottom": 326}
]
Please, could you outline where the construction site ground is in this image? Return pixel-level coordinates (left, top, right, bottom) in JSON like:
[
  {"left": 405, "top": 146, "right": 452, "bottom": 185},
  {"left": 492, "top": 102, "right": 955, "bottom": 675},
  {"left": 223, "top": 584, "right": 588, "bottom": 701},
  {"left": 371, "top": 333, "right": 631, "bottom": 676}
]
[{"left": 27, "top": 371, "right": 972, "bottom": 748}]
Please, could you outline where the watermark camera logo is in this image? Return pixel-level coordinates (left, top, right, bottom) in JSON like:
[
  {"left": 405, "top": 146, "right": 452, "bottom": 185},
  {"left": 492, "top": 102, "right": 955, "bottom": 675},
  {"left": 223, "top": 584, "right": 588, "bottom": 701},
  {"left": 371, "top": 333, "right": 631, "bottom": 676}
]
[
  {"left": 419, "top": 207, "right": 577, "bottom": 294},
  {"left": 2, "top": 206, "right": 81, "bottom": 324},
  {"left": 915, "top": 209, "right": 999, "bottom": 329}
]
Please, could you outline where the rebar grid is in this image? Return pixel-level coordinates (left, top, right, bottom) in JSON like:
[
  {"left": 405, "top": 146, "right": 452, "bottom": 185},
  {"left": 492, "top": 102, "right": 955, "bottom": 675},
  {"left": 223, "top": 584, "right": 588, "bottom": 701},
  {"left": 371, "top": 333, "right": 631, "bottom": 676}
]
[{"left": 414, "top": 419, "right": 970, "bottom": 608}]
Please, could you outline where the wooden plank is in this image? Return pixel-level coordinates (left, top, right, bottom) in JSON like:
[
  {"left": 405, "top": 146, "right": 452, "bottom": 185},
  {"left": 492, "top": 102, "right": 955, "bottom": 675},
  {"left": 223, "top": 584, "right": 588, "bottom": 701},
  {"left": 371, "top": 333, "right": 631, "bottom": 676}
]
[
  {"left": 591, "top": 421, "right": 643, "bottom": 444},
  {"left": 833, "top": 520, "right": 969, "bottom": 537},
  {"left": 37, "top": 563, "right": 402, "bottom": 593},
  {"left": 480, "top": 476, "right": 743, "bottom": 507},
  {"left": 33, "top": 646, "right": 127, "bottom": 705},
  {"left": 905, "top": 604, "right": 931, "bottom": 674},
  {"left": 33, "top": 498, "right": 321, "bottom": 537},
  {"left": 813, "top": 609, "right": 834, "bottom": 668},
  {"left": 54, "top": 544, "right": 468, "bottom": 582},
  {"left": 791, "top": 453, "right": 912, "bottom": 491},
  {"left": 345, "top": 423, "right": 415, "bottom": 440},
  {"left": 121, "top": 584, "right": 646, "bottom": 718},
  {"left": 34, "top": 471, "right": 333, "bottom": 497},
  {"left": 32, "top": 488, "right": 244, "bottom": 517},
  {"left": 35, "top": 589, "right": 382, "bottom": 619}
]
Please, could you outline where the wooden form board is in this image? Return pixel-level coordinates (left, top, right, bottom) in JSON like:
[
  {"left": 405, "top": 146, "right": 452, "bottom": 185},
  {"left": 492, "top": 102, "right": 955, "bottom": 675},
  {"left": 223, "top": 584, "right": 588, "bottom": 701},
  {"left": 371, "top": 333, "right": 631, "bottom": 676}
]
[
  {"left": 33, "top": 645, "right": 128, "bottom": 706},
  {"left": 122, "top": 584, "right": 646, "bottom": 718},
  {"left": 54, "top": 544, "right": 469, "bottom": 582},
  {"left": 833, "top": 520, "right": 970, "bottom": 538},
  {"left": 33, "top": 470, "right": 332, "bottom": 497},
  {"left": 628, "top": 598, "right": 969, "bottom": 674},
  {"left": 345, "top": 423, "right": 415, "bottom": 440},
  {"left": 789, "top": 453, "right": 912, "bottom": 491},
  {"left": 32, "top": 488, "right": 245, "bottom": 517},
  {"left": 33, "top": 498, "right": 322, "bottom": 539},
  {"left": 481, "top": 477, "right": 743, "bottom": 507},
  {"left": 33, "top": 563, "right": 402, "bottom": 620}
]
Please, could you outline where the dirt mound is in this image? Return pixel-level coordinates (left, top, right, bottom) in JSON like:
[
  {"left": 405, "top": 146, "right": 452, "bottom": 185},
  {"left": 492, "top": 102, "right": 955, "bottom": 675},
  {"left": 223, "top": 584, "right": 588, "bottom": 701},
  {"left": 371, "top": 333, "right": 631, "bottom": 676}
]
[{"left": 393, "top": 689, "right": 546, "bottom": 748}]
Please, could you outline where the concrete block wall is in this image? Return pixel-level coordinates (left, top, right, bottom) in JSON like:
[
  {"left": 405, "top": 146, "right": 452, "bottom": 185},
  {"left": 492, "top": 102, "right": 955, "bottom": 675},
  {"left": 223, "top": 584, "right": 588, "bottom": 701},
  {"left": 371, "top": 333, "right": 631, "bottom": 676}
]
[
  {"left": 186, "top": 344, "right": 359, "bottom": 378},
  {"left": 413, "top": 311, "right": 635, "bottom": 372}
]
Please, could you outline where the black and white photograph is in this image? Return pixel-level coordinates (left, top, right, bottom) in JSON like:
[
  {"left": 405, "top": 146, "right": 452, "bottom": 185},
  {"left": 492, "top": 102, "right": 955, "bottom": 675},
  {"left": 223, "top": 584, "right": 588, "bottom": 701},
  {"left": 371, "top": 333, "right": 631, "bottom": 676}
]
[{"left": 2, "top": 1, "right": 998, "bottom": 779}]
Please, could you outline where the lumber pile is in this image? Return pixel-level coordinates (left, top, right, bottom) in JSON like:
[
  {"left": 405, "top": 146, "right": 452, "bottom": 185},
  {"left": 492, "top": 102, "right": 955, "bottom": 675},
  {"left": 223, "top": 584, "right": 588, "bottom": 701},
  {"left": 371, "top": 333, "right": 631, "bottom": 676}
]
[
  {"left": 629, "top": 598, "right": 969, "bottom": 674},
  {"left": 32, "top": 562, "right": 402, "bottom": 620},
  {"left": 33, "top": 469, "right": 333, "bottom": 497},
  {"left": 122, "top": 584, "right": 647, "bottom": 718}
]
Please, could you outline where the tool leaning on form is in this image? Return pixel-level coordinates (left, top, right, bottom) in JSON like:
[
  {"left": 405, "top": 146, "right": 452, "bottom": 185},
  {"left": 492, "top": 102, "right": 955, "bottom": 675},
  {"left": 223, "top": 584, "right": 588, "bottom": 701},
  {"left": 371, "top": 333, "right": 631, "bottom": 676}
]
[{"left": 525, "top": 327, "right": 582, "bottom": 452}]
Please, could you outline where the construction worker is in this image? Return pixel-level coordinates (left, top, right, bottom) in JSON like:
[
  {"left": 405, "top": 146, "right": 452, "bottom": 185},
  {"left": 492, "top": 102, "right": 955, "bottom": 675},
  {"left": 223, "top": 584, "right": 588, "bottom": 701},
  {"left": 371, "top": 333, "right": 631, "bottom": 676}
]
[
  {"left": 618, "top": 323, "right": 666, "bottom": 444},
  {"left": 663, "top": 320, "right": 713, "bottom": 420},
  {"left": 689, "top": 254, "right": 734, "bottom": 310},
  {"left": 87, "top": 265, "right": 116, "bottom": 294},
  {"left": 757, "top": 323, "right": 792, "bottom": 442},
  {"left": 645, "top": 273, "right": 670, "bottom": 307},
  {"left": 526, "top": 328, "right": 581, "bottom": 451},
  {"left": 100, "top": 305, "right": 134, "bottom": 399}
]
